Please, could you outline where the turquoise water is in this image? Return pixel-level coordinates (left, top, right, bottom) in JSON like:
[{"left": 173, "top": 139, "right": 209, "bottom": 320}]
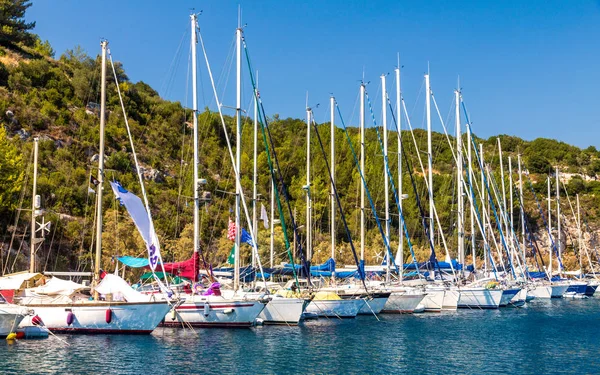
[{"left": 3, "top": 298, "right": 600, "bottom": 374}]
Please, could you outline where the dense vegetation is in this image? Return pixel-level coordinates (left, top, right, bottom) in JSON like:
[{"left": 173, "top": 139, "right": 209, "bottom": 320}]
[{"left": 1, "top": 3, "right": 599, "bottom": 278}]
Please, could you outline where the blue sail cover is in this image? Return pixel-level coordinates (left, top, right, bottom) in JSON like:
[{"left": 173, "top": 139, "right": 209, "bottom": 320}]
[
  {"left": 118, "top": 256, "right": 150, "bottom": 268},
  {"left": 402, "top": 259, "right": 463, "bottom": 271},
  {"left": 528, "top": 272, "right": 548, "bottom": 279}
]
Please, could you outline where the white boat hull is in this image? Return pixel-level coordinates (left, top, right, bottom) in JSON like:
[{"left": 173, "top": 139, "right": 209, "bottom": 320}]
[
  {"left": 305, "top": 299, "right": 363, "bottom": 318},
  {"left": 442, "top": 289, "right": 460, "bottom": 310},
  {"left": 164, "top": 295, "right": 265, "bottom": 328},
  {"left": 381, "top": 292, "right": 425, "bottom": 313},
  {"left": 0, "top": 304, "right": 29, "bottom": 336},
  {"left": 499, "top": 288, "right": 521, "bottom": 306},
  {"left": 421, "top": 289, "right": 445, "bottom": 312},
  {"left": 21, "top": 301, "right": 171, "bottom": 334},
  {"left": 259, "top": 297, "right": 307, "bottom": 325},
  {"left": 551, "top": 284, "right": 569, "bottom": 298},
  {"left": 358, "top": 295, "right": 389, "bottom": 315},
  {"left": 527, "top": 285, "right": 552, "bottom": 299},
  {"left": 457, "top": 288, "right": 502, "bottom": 309}
]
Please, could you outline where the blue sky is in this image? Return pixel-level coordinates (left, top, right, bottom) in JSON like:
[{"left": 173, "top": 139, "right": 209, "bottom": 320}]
[{"left": 27, "top": 0, "right": 600, "bottom": 148}]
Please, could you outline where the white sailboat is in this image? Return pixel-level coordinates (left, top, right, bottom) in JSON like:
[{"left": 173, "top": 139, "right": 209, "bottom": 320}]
[
  {"left": 160, "top": 14, "right": 266, "bottom": 328},
  {"left": 12, "top": 40, "right": 171, "bottom": 334}
]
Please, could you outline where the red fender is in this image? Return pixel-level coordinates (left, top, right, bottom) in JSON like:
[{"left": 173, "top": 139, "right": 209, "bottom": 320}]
[
  {"left": 31, "top": 315, "right": 43, "bottom": 326},
  {"left": 105, "top": 309, "right": 112, "bottom": 324}
]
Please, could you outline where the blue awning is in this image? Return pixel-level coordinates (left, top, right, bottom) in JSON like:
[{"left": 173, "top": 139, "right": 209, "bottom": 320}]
[{"left": 118, "top": 256, "right": 149, "bottom": 268}]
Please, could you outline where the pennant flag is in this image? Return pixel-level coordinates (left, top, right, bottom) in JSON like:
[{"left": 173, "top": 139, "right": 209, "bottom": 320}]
[
  {"left": 87, "top": 186, "right": 96, "bottom": 194},
  {"left": 109, "top": 181, "right": 162, "bottom": 270},
  {"left": 260, "top": 203, "right": 269, "bottom": 229},
  {"left": 227, "top": 217, "right": 236, "bottom": 241},
  {"left": 90, "top": 175, "right": 100, "bottom": 186},
  {"left": 227, "top": 244, "right": 235, "bottom": 264}
]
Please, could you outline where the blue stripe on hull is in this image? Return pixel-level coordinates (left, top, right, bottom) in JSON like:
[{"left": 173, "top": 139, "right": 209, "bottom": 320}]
[{"left": 566, "top": 284, "right": 587, "bottom": 294}]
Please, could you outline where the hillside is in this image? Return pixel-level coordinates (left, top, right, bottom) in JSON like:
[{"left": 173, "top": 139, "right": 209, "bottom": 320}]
[{"left": 1, "top": 24, "right": 599, "bottom": 278}]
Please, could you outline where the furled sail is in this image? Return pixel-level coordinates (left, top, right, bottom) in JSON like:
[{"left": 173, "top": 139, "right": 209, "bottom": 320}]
[{"left": 110, "top": 181, "right": 162, "bottom": 270}]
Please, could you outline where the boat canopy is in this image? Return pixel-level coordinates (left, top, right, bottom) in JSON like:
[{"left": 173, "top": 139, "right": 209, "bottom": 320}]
[
  {"left": 95, "top": 274, "right": 152, "bottom": 303},
  {"left": 0, "top": 272, "right": 43, "bottom": 290},
  {"left": 118, "top": 252, "right": 200, "bottom": 282},
  {"left": 29, "top": 277, "right": 86, "bottom": 296}
]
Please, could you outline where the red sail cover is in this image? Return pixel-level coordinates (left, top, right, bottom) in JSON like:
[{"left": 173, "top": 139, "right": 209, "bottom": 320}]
[{"left": 160, "top": 252, "right": 200, "bottom": 282}]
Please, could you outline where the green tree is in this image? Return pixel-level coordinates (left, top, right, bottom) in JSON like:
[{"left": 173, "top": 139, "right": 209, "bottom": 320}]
[
  {"left": 0, "top": 127, "right": 23, "bottom": 213},
  {"left": 0, "top": 0, "right": 35, "bottom": 47}
]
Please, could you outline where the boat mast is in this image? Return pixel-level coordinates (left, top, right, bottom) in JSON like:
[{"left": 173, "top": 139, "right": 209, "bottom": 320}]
[
  {"left": 252, "top": 71, "right": 258, "bottom": 269},
  {"left": 498, "top": 138, "right": 510, "bottom": 267},
  {"left": 191, "top": 14, "right": 200, "bottom": 258},
  {"left": 270, "top": 170, "right": 275, "bottom": 268},
  {"left": 556, "top": 166, "right": 561, "bottom": 275},
  {"left": 467, "top": 124, "right": 476, "bottom": 272},
  {"left": 425, "top": 73, "right": 434, "bottom": 247},
  {"left": 29, "top": 137, "right": 39, "bottom": 273},
  {"left": 330, "top": 95, "right": 336, "bottom": 261},
  {"left": 306, "top": 106, "right": 312, "bottom": 262},
  {"left": 577, "top": 194, "right": 583, "bottom": 274},
  {"left": 395, "top": 62, "right": 403, "bottom": 278},
  {"left": 518, "top": 154, "right": 525, "bottom": 264},
  {"left": 509, "top": 156, "right": 514, "bottom": 267},
  {"left": 94, "top": 40, "right": 108, "bottom": 297},
  {"left": 480, "top": 143, "right": 487, "bottom": 274},
  {"left": 547, "top": 176, "right": 552, "bottom": 278},
  {"left": 234, "top": 17, "right": 242, "bottom": 291},
  {"left": 360, "top": 83, "right": 365, "bottom": 262},
  {"left": 381, "top": 74, "right": 390, "bottom": 283},
  {"left": 455, "top": 89, "right": 464, "bottom": 273}
]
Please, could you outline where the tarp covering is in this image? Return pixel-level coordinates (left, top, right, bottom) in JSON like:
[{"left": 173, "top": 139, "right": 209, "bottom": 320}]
[
  {"left": 110, "top": 181, "right": 162, "bottom": 270},
  {"left": 313, "top": 291, "right": 341, "bottom": 301},
  {"left": 95, "top": 274, "right": 151, "bottom": 302},
  {"left": 30, "top": 277, "right": 86, "bottom": 296},
  {"left": 0, "top": 272, "right": 43, "bottom": 290}
]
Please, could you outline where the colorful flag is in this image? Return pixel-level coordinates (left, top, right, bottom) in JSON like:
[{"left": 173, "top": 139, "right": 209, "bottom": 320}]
[
  {"left": 227, "top": 244, "right": 235, "bottom": 264},
  {"left": 90, "top": 175, "right": 100, "bottom": 186},
  {"left": 227, "top": 217, "right": 236, "bottom": 241},
  {"left": 260, "top": 203, "right": 269, "bottom": 229},
  {"left": 241, "top": 228, "right": 256, "bottom": 248}
]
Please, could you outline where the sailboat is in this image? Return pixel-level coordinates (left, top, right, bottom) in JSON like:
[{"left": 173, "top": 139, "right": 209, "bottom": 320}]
[{"left": 7, "top": 40, "right": 172, "bottom": 334}]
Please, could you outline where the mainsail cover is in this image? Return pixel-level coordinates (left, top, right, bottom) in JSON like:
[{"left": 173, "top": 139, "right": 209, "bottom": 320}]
[{"left": 110, "top": 181, "right": 162, "bottom": 271}]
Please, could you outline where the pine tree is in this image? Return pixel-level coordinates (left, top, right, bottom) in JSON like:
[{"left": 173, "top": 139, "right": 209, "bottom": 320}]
[{"left": 0, "top": 0, "right": 35, "bottom": 47}]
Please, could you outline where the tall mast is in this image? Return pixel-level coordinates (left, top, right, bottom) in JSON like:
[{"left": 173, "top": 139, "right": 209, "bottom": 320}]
[
  {"left": 306, "top": 107, "right": 312, "bottom": 261},
  {"left": 556, "top": 166, "right": 561, "bottom": 274},
  {"left": 509, "top": 156, "right": 514, "bottom": 267},
  {"left": 234, "top": 19, "right": 242, "bottom": 291},
  {"left": 498, "top": 138, "right": 509, "bottom": 265},
  {"left": 577, "top": 194, "right": 583, "bottom": 273},
  {"left": 518, "top": 154, "right": 525, "bottom": 264},
  {"left": 330, "top": 96, "right": 336, "bottom": 261},
  {"left": 252, "top": 71, "right": 258, "bottom": 269},
  {"left": 467, "top": 125, "right": 476, "bottom": 272},
  {"left": 480, "top": 143, "right": 486, "bottom": 273},
  {"left": 425, "top": 73, "right": 434, "bottom": 246},
  {"left": 360, "top": 83, "right": 365, "bottom": 261},
  {"left": 190, "top": 14, "right": 200, "bottom": 256},
  {"left": 29, "top": 137, "right": 39, "bottom": 273},
  {"left": 395, "top": 62, "right": 403, "bottom": 278},
  {"left": 381, "top": 74, "right": 390, "bottom": 282},
  {"left": 547, "top": 176, "right": 552, "bottom": 277},
  {"left": 94, "top": 40, "right": 108, "bottom": 295},
  {"left": 270, "top": 171, "right": 275, "bottom": 268},
  {"left": 455, "top": 89, "right": 464, "bottom": 270}
]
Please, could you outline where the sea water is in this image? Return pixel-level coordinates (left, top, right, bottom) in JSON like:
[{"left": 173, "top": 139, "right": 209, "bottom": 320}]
[{"left": 2, "top": 298, "right": 600, "bottom": 374}]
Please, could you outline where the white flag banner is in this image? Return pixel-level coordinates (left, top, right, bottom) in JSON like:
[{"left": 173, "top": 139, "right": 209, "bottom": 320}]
[
  {"left": 260, "top": 203, "right": 269, "bottom": 229},
  {"left": 110, "top": 181, "right": 161, "bottom": 270}
]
